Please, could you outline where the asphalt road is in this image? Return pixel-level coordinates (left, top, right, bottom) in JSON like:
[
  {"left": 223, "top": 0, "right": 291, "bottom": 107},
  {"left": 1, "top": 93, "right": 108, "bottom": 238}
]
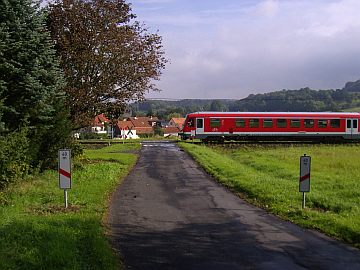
[{"left": 108, "top": 141, "right": 360, "bottom": 270}]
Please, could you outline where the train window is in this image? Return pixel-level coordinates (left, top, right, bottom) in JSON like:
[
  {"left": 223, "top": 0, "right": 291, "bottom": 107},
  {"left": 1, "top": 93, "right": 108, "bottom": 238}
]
[
  {"left": 330, "top": 119, "right": 340, "bottom": 128},
  {"left": 196, "top": 119, "right": 203, "bottom": 128},
  {"left": 304, "top": 119, "right": 314, "bottom": 128},
  {"left": 347, "top": 119, "right": 351, "bottom": 129},
  {"left": 235, "top": 119, "right": 245, "bottom": 128},
  {"left": 318, "top": 119, "right": 327, "bottom": 128},
  {"left": 187, "top": 118, "right": 195, "bottom": 127},
  {"left": 263, "top": 119, "right": 273, "bottom": 128},
  {"left": 210, "top": 118, "right": 221, "bottom": 128},
  {"left": 354, "top": 120, "right": 358, "bottom": 129},
  {"left": 290, "top": 119, "right": 300, "bottom": 128},
  {"left": 277, "top": 119, "right": 287, "bottom": 128},
  {"left": 249, "top": 119, "right": 259, "bottom": 128}
]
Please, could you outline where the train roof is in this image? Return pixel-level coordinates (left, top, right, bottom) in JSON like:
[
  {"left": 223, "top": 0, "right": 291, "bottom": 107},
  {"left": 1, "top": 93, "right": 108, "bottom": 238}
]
[{"left": 186, "top": 112, "right": 360, "bottom": 117}]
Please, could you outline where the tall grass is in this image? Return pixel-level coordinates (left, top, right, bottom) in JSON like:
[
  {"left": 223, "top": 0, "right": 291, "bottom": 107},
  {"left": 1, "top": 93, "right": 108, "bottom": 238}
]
[
  {"left": 180, "top": 142, "right": 360, "bottom": 248},
  {"left": 0, "top": 143, "right": 140, "bottom": 269}
]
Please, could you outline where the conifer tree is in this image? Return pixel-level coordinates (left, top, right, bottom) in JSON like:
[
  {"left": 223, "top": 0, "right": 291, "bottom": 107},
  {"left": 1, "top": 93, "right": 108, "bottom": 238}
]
[
  {"left": 0, "top": 0, "right": 65, "bottom": 130},
  {"left": 0, "top": 0, "right": 71, "bottom": 181}
]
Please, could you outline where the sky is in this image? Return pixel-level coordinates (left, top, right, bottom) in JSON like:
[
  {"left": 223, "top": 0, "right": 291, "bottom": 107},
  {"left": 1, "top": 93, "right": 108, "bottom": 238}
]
[{"left": 130, "top": 0, "right": 360, "bottom": 100}]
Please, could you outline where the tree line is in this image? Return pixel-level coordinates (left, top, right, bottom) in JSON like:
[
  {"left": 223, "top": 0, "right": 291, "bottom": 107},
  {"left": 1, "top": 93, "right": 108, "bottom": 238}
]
[
  {"left": 132, "top": 81, "right": 360, "bottom": 119},
  {"left": 0, "top": 0, "right": 166, "bottom": 188}
]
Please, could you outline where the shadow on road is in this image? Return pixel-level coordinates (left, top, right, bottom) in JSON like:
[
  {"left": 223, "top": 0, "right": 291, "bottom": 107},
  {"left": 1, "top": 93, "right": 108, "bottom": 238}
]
[{"left": 108, "top": 219, "right": 340, "bottom": 270}]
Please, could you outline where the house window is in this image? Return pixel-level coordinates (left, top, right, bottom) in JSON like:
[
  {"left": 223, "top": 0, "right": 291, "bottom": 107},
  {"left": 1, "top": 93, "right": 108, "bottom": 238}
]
[
  {"left": 210, "top": 118, "right": 221, "bottom": 128},
  {"left": 330, "top": 119, "right": 340, "bottom": 128},
  {"left": 263, "top": 119, "right": 273, "bottom": 128},
  {"left": 304, "top": 119, "right": 314, "bottom": 128},
  {"left": 249, "top": 119, "right": 259, "bottom": 128},
  {"left": 290, "top": 119, "right": 300, "bottom": 128},
  {"left": 318, "top": 119, "right": 327, "bottom": 128},
  {"left": 235, "top": 119, "right": 245, "bottom": 128},
  {"left": 277, "top": 119, "right": 287, "bottom": 128}
]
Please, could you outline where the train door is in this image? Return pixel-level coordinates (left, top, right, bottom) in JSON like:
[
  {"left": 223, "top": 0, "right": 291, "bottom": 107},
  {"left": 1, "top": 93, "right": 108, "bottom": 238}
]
[
  {"left": 196, "top": 118, "right": 204, "bottom": 136},
  {"left": 346, "top": 119, "right": 358, "bottom": 138}
]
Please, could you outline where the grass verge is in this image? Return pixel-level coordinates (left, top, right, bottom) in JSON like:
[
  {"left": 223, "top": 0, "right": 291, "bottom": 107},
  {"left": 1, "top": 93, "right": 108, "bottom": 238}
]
[
  {"left": 0, "top": 143, "right": 140, "bottom": 269},
  {"left": 179, "top": 142, "right": 360, "bottom": 248}
]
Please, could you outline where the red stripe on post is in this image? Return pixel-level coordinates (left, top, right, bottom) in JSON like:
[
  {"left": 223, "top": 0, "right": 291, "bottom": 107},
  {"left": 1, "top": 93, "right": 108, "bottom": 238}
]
[
  {"left": 59, "top": 168, "right": 71, "bottom": 179},
  {"left": 300, "top": 173, "right": 310, "bottom": 182}
]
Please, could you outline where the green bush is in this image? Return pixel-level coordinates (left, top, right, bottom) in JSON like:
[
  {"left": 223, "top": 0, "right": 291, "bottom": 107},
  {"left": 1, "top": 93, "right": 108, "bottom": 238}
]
[
  {"left": 154, "top": 126, "right": 164, "bottom": 136},
  {"left": 0, "top": 127, "right": 30, "bottom": 188},
  {"left": 138, "top": 133, "right": 155, "bottom": 138},
  {"left": 31, "top": 103, "right": 80, "bottom": 170}
]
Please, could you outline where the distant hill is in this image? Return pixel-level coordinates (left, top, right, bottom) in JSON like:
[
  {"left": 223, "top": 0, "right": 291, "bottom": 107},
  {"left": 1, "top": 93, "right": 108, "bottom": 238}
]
[
  {"left": 132, "top": 79, "right": 360, "bottom": 117},
  {"left": 131, "top": 99, "right": 235, "bottom": 119},
  {"left": 343, "top": 80, "right": 360, "bottom": 92},
  {"left": 232, "top": 79, "right": 360, "bottom": 112},
  {"left": 231, "top": 87, "right": 360, "bottom": 112}
]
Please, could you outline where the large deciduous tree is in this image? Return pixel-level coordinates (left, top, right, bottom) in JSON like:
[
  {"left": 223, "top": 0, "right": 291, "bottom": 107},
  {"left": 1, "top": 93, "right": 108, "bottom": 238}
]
[{"left": 47, "top": 0, "right": 167, "bottom": 126}]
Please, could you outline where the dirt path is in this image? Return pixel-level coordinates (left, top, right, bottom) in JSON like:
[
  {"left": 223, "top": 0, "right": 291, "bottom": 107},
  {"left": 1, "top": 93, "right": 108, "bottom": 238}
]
[{"left": 108, "top": 141, "right": 360, "bottom": 270}]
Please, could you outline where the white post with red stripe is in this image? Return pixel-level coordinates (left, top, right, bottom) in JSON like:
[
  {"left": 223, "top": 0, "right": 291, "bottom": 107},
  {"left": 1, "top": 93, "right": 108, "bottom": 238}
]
[
  {"left": 299, "top": 154, "right": 311, "bottom": 209},
  {"left": 59, "top": 149, "right": 71, "bottom": 208}
]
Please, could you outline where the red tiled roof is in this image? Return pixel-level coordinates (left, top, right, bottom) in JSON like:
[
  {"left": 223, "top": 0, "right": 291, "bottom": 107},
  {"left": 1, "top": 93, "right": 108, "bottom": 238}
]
[
  {"left": 128, "top": 117, "right": 153, "bottom": 128},
  {"left": 116, "top": 120, "right": 134, "bottom": 130},
  {"left": 170, "top": 118, "right": 186, "bottom": 129},
  {"left": 163, "top": 126, "right": 180, "bottom": 134},
  {"left": 136, "top": 127, "right": 154, "bottom": 134},
  {"left": 95, "top": 113, "right": 110, "bottom": 123},
  {"left": 115, "top": 119, "right": 153, "bottom": 134}
]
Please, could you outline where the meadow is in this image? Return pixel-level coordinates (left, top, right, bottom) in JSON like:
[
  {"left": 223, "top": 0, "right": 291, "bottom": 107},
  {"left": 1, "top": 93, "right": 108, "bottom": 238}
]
[
  {"left": 0, "top": 143, "right": 140, "bottom": 269},
  {"left": 179, "top": 142, "right": 360, "bottom": 248}
]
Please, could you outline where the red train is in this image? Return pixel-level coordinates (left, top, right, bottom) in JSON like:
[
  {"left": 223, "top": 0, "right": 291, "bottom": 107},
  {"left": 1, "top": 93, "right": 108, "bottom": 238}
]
[{"left": 181, "top": 112, "right": 360, "bottom": 141}]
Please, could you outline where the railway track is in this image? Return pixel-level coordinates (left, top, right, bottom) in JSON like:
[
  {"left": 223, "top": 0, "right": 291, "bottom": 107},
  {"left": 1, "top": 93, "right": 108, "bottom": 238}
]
[{"left": 184, "top": 140, "right": 360, "bottom": 146}]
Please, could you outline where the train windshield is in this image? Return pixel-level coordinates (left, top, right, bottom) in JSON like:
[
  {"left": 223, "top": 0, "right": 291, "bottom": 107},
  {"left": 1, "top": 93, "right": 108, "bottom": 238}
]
[{"left": 187, "top": 118, "right": 195, "bottom": 127}]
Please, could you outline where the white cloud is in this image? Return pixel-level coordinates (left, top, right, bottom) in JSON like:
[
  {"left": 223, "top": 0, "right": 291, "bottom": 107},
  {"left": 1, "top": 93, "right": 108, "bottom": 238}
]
[
  {"left": 296, "top": 0, "right": 360, "bottom": 37},
  {"left": 255, "top": 0, "right": 280, "bottom": 17},
  {"left": 131, "top": 0, "right": 360, "bottom": 98}
]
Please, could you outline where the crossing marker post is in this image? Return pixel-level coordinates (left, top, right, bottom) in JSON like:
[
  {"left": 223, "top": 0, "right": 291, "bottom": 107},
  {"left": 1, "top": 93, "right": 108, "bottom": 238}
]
[
  {"left": 299, "top": 154, "right": 311, "bottom": 209},
  {"left": 59, "top": 149, "right": 71, "bottom": 208}
]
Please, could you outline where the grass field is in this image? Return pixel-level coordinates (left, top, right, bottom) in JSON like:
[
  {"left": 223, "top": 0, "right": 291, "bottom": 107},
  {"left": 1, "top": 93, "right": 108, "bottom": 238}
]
[
  {"left": 180, "top": 142, "right": 360, "bottom": 248},
  {"left": 0, "top": 143, "right": 140, "bottom": 269},
  {"left": 342, "top": 107, "right": 360, "bottom": 112}
]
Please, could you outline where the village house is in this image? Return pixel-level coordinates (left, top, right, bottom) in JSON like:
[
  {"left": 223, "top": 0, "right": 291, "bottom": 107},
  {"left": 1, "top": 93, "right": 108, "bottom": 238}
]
[
  {"left": 79, "top": 113, "right": 110, "bottom": 134},
  {"left": 127, "top": 116, "right": 157, "bottom": 135},
  {"left": 75, "top": 113, "right": 112, "bottom": 139},
  {"left": 92, "top": 114, "right": 110, "bottom": 133},
  {"left": 113, "top": 116, "right": 159, "bottom": 138},
  {"left": 168, "top": 117, "right": 186, "bottom": 130},
  {"left": 162, "top": 126, "right": 181, "bottom": 137},
  {"left": 79, "top": 114, "right": 181, "bottom": 139},
  {"left": 114, "top": 119, "right": 139, "bottom": 139}
]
